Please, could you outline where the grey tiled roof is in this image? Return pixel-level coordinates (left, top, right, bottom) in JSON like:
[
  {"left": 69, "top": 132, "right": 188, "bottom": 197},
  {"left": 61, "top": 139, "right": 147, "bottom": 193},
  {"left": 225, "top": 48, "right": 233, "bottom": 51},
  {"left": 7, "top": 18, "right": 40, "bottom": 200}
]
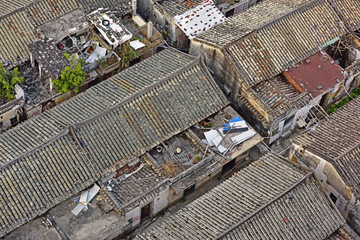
[
  {"left": 294, "top": 97, "right": 360, "bottom": 198},
  {"left": 225, "top": 0, "right": 346, "bottom": 88},
  {"left": 195, "top": 0, "right": 311, "bottom": 47},
  {"left": 334, "top": 0, "right": 360, "bottom": 30},
  {"left": 0, "top": 112, "right": 66, "bottom": 165},
  {"left": 0, "top": 0, "right": 34, "bottom": 17},
  {"left": 251, "top": 77, "right": 310, "bottom": 119},
  {"left": 0, "top": 48, "right": 228, "bottom": 236},
  {"left": 156, "top": 0, "right": 203, "bottom": 16},
  {"left": 74, "top": 56, "right": 228, "bottom": 174},
  {"left": 135, "top": 152, "right": 345, "bottom": 240},
  {"left": 0, "top": 0, "right": 79, "bottom": 68},
  {"left": 76, "top": 0, "right": 133, "bottom": 15},
  {"left": 49, "top": 48, "right": 197, "bottom": 124},
  {"left": 0, "top": 131, "right": 94, "bottom": 237}
]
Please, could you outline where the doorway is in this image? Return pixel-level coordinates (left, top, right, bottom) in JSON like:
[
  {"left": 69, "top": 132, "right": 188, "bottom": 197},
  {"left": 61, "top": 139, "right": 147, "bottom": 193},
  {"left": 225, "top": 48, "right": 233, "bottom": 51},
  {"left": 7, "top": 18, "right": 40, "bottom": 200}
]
[{"left": 141, "top": 203, "right": 151, "bottom": 221}]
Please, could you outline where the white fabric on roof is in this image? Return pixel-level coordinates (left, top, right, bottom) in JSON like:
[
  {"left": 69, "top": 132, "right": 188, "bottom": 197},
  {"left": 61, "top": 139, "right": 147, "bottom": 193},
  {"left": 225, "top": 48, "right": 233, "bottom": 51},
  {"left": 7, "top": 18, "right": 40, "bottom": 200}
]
[{"left": 174, "top": 0, "right": 226, "bottom": 39}]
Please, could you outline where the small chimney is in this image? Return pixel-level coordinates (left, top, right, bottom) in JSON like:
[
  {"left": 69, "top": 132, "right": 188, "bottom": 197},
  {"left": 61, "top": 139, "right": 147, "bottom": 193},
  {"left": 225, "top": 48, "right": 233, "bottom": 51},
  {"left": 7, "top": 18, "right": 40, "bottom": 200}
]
[{"left": 147, "top": 21, "right": 153, "bottom": 39}]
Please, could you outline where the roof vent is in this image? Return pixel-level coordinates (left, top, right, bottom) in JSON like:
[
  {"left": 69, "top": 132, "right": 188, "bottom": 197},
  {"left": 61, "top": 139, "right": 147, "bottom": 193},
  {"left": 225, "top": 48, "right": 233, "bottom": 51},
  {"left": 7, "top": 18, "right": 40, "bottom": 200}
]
[
  {"left": 330, "top": 60, "right": 334, "bottom": 64},
  {"left": 318, "top": 65, "right": 322, "bottom": 69},
  {"left": 317, "top": 84, "right": 323, "bottom": 90},
  {"left": 306, "top": 59, "right": 311, "bottom": 63},
  {"left": 336, "top": 78, "right": 341, "bottom": 83}
]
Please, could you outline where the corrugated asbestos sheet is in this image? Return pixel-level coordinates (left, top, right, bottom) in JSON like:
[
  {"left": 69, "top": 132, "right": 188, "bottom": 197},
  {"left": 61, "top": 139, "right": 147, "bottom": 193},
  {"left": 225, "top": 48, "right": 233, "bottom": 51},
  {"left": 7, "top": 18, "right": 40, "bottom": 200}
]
[
  {"left": 0, "top": 131, "right": 95, "bottom": 237},
  {"left": 225, "top": 0, "right": 346, "bottom": 88},
  {"left": 135, "top": 152, "right": 345, "bottom": 240},
  {"left": 294, "top": 97, "right": 360, "bottom": 198},
  {"left": 76, "top": 0, "right": 132, "bottom": 15}
]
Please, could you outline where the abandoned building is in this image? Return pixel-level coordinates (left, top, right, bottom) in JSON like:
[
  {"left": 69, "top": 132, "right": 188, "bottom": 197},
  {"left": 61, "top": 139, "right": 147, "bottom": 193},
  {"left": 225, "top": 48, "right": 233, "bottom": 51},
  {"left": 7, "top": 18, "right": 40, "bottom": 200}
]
[
  {"left": 189, "top": 0, "right": 360, "bottom": 143},
  {"left": 0, "top": 98, "right": 24, "bottom": 132},
  {"left": 0, "top": 0, "right": 165, "bottom": 130},
  {"left": 0, "top": 48, "right": 262, "bottom": 239},
  {"left": 136, "top": 0, "right": 257, "bottom": 49},
  {"left": 135, "top": 152, "right": 352, "bottom": 240},
  {"left": 291, "top": 96, "right": 360, "bottom": 234}
]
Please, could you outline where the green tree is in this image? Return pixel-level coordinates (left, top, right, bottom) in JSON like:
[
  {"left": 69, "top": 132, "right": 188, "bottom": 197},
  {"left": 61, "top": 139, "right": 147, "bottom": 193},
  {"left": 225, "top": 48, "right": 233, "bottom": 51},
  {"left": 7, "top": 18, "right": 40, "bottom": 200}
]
[
  {"left": 0, "top": 63, "right": 24, "bottom": 101},
  {"left": 53, "top": 53, "right": 87, "bottom": 94}
]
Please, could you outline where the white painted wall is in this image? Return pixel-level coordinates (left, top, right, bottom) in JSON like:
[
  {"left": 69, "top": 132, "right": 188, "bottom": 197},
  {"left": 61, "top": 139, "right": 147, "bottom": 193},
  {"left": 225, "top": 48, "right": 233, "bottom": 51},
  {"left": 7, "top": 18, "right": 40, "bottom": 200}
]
[{"left": 153, "top": 187, "right": 169, "bottom": 215}]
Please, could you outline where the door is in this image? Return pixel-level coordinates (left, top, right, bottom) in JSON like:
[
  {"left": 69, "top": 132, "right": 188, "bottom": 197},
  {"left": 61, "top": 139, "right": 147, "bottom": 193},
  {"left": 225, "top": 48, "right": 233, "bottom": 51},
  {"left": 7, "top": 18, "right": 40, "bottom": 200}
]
[{"left": 141, "top": 203, "right": 151, "bottom": 221}]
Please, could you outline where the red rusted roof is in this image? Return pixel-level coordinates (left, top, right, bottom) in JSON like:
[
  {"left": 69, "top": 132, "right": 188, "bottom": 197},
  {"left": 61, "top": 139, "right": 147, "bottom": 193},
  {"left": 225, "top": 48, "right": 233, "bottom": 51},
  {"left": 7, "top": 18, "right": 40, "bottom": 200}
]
[{"left": 283, "top": 51, "right": 344, "bottom": 98}]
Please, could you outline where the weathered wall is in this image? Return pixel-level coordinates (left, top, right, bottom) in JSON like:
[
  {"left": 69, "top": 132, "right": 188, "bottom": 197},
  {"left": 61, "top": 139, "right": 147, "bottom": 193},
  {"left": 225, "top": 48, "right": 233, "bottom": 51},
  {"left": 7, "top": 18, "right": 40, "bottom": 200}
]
[
  {"left": 153, "top": 187, "right": 169, "bottom": 215},
  {"left": 190, "top": 41, "right": 239, "bottom": 96},
  {"left": 290, "top": 144, "right": 357, "bottom": 220},
  {"left": 125, "top": 206, "right": 141, "bottom": 228},
  {"left": 0, "top": 100, "right": 23, "bottom": 132}
]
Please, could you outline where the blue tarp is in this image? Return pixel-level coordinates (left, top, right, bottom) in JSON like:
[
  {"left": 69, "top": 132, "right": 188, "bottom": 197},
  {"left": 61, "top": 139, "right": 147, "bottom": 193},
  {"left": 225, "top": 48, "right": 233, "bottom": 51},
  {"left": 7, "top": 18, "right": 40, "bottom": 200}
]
[{"left": 223, "top": 117, "right": 243, "bottom": 131}]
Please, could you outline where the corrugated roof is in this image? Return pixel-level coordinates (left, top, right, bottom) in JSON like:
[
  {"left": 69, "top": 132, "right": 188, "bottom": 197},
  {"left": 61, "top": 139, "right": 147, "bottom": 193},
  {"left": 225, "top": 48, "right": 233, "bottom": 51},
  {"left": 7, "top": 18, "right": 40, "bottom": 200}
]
[
  {"left": 294, "top": 97, "right": 360, "bottom": 197},
  {"left": 135, "top": 152, "right": 345, "bottom": 240},
  {"left": 225, "top": 0, "right": 345, "bottom": 88}
]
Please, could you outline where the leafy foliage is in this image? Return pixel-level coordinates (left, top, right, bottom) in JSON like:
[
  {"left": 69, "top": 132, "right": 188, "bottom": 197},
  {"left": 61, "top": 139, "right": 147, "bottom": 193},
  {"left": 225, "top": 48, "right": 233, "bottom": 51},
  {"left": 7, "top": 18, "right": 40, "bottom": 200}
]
[
  {"left": 0, "top": 63, "right": 24, "bottom": 101},
  {"left": 326, "top": 86, "right": 360, "bottom": 114},
  {"left": 53, "top": 54, "right": 87, "bottom": 94}
]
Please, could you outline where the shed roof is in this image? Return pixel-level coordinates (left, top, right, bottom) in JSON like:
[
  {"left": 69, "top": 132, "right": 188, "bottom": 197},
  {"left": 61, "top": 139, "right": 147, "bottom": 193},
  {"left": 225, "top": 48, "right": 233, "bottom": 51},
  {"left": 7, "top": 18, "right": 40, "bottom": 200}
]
[
  {"left": 293, "top": 97, "right": 360, "bottom": 198},
  {"left": 284, "top": 51, "right": 345, "bottom": 98},
  {"left": 135, "top": 152, "right": 345, "bottom": 240}
]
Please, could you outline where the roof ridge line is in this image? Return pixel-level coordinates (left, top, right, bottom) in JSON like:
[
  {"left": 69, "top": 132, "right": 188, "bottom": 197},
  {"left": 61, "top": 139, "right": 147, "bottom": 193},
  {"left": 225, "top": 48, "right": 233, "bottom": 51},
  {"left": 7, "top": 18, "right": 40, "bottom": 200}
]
[
  {"left": 224, "top": 0, "right": 320, "bottom": 49},
  {"left": 0, "top": 127, "right": 70, "bottom": 171},
  {"left": 214, "top": 170, "right": 313, "bottom": 239},
  {"left": 73, "top": 56, "right": 202, "bottom": 128}
]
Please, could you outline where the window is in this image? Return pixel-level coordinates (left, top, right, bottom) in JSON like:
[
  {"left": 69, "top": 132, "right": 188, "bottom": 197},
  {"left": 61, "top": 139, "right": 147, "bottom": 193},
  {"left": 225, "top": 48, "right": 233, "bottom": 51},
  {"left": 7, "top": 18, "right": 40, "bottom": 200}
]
[
  {"left": 183, "top": 184, "right": 195, "bottom": 198},
  {"left": 329, "top": 192, "right": 338, "bottom": 204},
  {"left": 0, "top": 122, "right": 3, "bottom": 129},
  {"left": 10, "top": 117, "right": 18, "bottom": 127}
]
